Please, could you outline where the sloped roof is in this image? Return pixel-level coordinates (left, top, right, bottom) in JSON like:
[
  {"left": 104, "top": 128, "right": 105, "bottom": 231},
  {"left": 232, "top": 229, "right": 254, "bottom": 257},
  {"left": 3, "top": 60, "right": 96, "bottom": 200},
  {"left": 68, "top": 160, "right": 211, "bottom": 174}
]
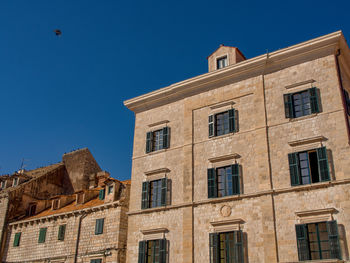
[{"left": 25, "top": 163, "right": 64, "bottom": 178}]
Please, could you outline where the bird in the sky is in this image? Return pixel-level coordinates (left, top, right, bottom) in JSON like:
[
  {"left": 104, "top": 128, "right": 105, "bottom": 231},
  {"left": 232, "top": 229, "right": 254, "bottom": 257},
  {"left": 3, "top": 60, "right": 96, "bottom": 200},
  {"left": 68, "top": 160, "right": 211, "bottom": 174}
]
[{"left": 54, "top": 29, "right": 62, "bottom": 36}]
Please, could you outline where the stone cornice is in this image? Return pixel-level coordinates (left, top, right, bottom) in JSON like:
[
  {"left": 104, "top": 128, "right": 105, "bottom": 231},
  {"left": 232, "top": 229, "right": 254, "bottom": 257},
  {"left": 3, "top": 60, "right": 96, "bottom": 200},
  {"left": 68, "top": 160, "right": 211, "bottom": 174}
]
[{"left": 124, "top": 31, "right": 345, "bottom": 113}]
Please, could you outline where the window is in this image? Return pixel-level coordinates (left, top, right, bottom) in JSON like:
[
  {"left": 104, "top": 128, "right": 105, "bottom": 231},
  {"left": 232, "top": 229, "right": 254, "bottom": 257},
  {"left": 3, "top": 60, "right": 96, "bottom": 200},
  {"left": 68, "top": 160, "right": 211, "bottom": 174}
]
[
  {"left": 138, "top": 239, "right": 167, "bottom": 263},
  {"left": 90, "top": 259, "right": 102, "bottom": 263},
  {"left": 284, "top": 87, "right": 320, "bottom": 118},
  {"left": 343, "top": 89, "right": 350, "bottom": 116},
  {"left": 209, "top": 231, "right": 243, "bottom": 263},
  {"left": 288, "top": 147, "right": 330, "bottom": 186},
  {"left": 52, "top": 199, "right": 59, "bottom": 210},
  {"left": 13, "top": 232, "right": 21, "bottom": 247},
  {"left": 28, "top": 203, "right": 36, "bottom": 216},
  {"left": 38, "top": 228, "right": 47, "bottom": 243},
  {"left": 208, "top": 164, "right": 240, "bottom": 198},
  {"left": 146, "top": 127, "right": 170, "bottom": 153},
  {"left": 217, "top": 56, "right": 228, "bottom": 69},
  {"left": 76, "top": 193, "right": 84, "bottom": 204},
  {"left": 0, "top": 181, "right": 6, "bottom": 189},
  {"left": 209, "top": 109, "right": 238, "bottom": 138},
  {"left": 58, "top": 224, "right": 66, "bottom": 241},
  {"left": 99, "top": 189, "right": 105, "bottom": 200},
  {"left": 295, "top": 221, "right": 341, "bottom": 261},
  {"left": 108, "top": 185, "right": 113, "bottom": 194},
  {"left": 95, "top": 218, "right": 104, "bottom": 235},
  {"left": 12, "top": 177, "right": 19, "bottom": 187},
  {"left": 141, "top": 178, "right": 168, "bottom": 209}
]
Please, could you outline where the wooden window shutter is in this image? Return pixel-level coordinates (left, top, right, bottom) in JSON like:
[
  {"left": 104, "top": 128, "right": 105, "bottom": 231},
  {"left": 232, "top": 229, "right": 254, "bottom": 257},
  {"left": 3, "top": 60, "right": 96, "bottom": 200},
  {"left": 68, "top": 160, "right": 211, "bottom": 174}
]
[
  {"left": 38, "top": 228, "right": 47, "bottom": 243},
  {"left": 95, "top": 218, "right": 104, "bottom": 235},
  {"left": 228, "top": 109, "right": 237, "bottom": 133},
  {"left": 295, "top": 224, "right": 309, "bottom": 261},
  {"left": 234, "top": 231, "right": 244, "bottom": 263},
  {"left": 208, "top": 115, "right": 214, "bottom": 137},
  {"left": 13, "top": 232, "right": 21, "bottom": 247},
  {"left": 209, "top": 233, "right": 219, "bottom": 263},
  {"left": 231, "top": 164, "right": 240, "bottom": 195},
  {"left": 58, "top": 224, "right": 66, "bottom": 241},
  {"left": 327, "top": 221, "right": 341, "bottom": 259},
  {"left": 159, "top": 239, "right": 167, "bottom": 263},
  {"left": 138, "top": 240, "right": 146, "bottom": 263},
  {"left": 162, "top": 127, "right": 170, "bottom": 149},
  {"left": 288, "top": 153, "right": 300, "bottom": 186},
  {"left": 207, "top": 168, "right": 217, "bottom": 198},
  {"left": 99, "top": 189, "right": 105, "bottom": 200},
  {"left": 309, "top": 87, "right": 320, "bottom": 114},
  {"left": 284, "top": 93, "right": 294, "bottom": 118},
  {"left": 141, "top": 181, "right": 150, "bottom": 209},
  {"left": 160, "top": 178, "right": 168, "bottom": 206},
  {"left": 146, "top": 132, "right": 153, "bottom": 153},
  {"left": 316, "top": 147, "right": 330, "bottom": 182}
]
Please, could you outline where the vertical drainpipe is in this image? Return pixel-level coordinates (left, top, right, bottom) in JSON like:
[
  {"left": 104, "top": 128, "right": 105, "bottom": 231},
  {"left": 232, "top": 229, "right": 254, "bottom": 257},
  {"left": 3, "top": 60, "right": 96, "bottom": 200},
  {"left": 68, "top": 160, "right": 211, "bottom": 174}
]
[
  {"left": 74, "top": 212, "right": 87, "bottom": 263},
  {"left": 0, "top": 193, "right": 10, "bottom": 261}
]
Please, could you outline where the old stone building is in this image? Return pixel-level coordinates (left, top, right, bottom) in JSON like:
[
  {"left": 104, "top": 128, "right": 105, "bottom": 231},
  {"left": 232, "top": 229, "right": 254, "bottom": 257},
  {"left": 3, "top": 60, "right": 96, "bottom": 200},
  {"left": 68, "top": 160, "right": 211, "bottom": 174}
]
[
  {"left": 0, "top": 148, "right": 130, "bottom": 263},
  {"left": 124, "top": 31, "right": 350, "bottom": 262}
]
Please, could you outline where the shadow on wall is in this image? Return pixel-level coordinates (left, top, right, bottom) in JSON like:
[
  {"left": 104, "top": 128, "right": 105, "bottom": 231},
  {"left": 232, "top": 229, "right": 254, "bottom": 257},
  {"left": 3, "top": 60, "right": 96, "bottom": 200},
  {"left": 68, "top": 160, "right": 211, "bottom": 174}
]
[{"left": 244, "top": 232, "right": 249, "bottom": 263}]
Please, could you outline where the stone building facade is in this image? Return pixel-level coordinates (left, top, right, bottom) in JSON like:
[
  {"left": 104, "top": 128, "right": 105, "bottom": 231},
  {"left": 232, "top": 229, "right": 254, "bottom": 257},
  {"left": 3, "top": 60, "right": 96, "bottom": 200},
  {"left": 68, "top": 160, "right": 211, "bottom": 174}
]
[{"left": 124, "top": 31, "right": 350, "bottom": 263}]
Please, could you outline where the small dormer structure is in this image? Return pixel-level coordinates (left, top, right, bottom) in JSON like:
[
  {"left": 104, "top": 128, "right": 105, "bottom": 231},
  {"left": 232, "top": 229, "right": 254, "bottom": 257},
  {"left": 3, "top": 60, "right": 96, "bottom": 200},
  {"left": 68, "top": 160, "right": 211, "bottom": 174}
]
[{"left": 207, "top": 44, "right": 245, "bottom": 72}]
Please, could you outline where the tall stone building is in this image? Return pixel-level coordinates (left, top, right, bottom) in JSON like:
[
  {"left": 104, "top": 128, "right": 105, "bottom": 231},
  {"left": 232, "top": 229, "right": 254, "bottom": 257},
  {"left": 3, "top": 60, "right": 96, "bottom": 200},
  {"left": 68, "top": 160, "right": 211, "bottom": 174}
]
[{"left": 124, "top": 31, "right": 350, "bottom": 262}]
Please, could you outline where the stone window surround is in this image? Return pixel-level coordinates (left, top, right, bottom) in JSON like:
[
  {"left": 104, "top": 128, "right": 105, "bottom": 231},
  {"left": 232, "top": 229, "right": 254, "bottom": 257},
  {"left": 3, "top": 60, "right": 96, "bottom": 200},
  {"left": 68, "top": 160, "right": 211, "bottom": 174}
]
[
  {"left": 288, "top": 136, "right": 327, "bottom": 155},
  {"left": 140, "top": 227, "right": 168, "bottom": 240},
  {"left": 210, "top": 218, "right": 245, "bottom": 233},
  {"left": 216, "top": 53, "right": 229, "bottom": 70},
  {"left": 144, "top": 168, "right": 170, "bottom": 182},
  {"left": 295, "top": 208, "right": 338, "bottom": 224},
  {"left": 208, "top": 153, "right": 240, "bottom": 169}
]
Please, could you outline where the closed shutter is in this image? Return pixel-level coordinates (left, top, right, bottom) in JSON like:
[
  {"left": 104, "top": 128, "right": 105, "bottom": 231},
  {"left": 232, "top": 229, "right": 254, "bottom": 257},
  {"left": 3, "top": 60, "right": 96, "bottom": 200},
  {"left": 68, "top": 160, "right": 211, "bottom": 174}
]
[
  {"left": 228, "top": 109, "right": 237, "bottom": 133},
  {"left": 207, "top": 168, "right": 217, "bottom": 198},
  {"left": 58, "top": 224, "right": 66, "bottom": 241},
  {"left": 38, "top": 228, "right": 47, "bottom": 243},
  {"left": 13, "top": 232, "right": 21, "bottom": 247},
  {"left": 284, "top": 93, "right": 294, "bottom": 118},
  {"left": 209, "top": 115, "right": 214, "bottom": 137},
  {"left": 138, "top": 240, "right": 146, "bottom": 263},
  {"left": 316, "top": 147, "right": 330, "bottom": 182},
  {"left": 209, "top": 233, "right": 219, "bottom": 263},
  {"left": 309, "top": 87, "right": 320, "bottom": 114},
  {"left": 288, "top": 153, "right": 300, "bottom": 186},
  {"left": 95, "top": 218, "right": 104, "bottom": 235},
  {"left": 146, "top": 132, "right": 153, "bottom": 153},
  {"left": 234, "top": 231, "right": 244, "bottom": 263},
  {"left": 162, "top": 127, "right": 170, "bottom": 149},
  {"left": 327, "top": 221, "right": 341, "bottom": 259},
  {"left": 99, "top": 189, "right": 105, "bottom": 200},
  {"left": 231, "top": 164, "right": 240, "bottom": 195},
  {"left": 295, "top": 224, "right": 309, "bottom": 261},
  {"left": 160, "top": 178, "right": 168, "bottom": 206},
  {"left": 141, "top": 181, "right": 150, "bottom": 209},
  {"left": 159, "top": 239, "right": 167, "bottom": 263}
]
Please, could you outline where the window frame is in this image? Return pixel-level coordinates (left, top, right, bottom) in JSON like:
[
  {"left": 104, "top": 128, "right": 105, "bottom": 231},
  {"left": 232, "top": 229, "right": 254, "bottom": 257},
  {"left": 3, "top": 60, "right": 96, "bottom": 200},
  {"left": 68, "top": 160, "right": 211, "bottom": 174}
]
[
  {"left": 13, "top": 232, "right": 21, "bottom": 247},
  {"left": 138, "top": 238, "right": 167, "bottom": 263},
  {"left": 141, "top": 178, "right": 168, "bottom": 210},
  {"left": 146, "top": 127, "right": 170, "bottom": 153},
  {"left": 108, "top": 184, "right": 114, "bottom": 194},
  {"left": 28, "top": 203, "right": 37, "bottom": 216},
  {"left": 38, "top": 227, "right": 47, "bottom": 243},
  {"left": 12, "top": 177, "right": 19, "bottom": 187},
  {"left": 0, "top": 180, "right": 6, "bottom": 189},
  {"left": 95, "top": 218, "right": 104, "bottom": 235},
  {"left": 58, "top": 224, "right": 66, "bottom": 241},
  {"left": 216, "top": 56, "right": 228, "bottom": 70},
  {"left": 208, "top": 164, "right": 240, "bottom": 199},
  {"left": 209, "top": 109, "right": 238, "bottom": 138},
  {"left": 209, "top": 231, "right": 244, "bottom": 263}
]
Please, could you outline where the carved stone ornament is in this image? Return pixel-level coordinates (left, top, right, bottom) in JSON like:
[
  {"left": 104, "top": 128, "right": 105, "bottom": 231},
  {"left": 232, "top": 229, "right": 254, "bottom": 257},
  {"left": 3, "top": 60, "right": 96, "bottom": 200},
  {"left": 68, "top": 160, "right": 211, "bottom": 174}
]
[{"left": 220, "top": 205, "right": 232, "bottom": 217}]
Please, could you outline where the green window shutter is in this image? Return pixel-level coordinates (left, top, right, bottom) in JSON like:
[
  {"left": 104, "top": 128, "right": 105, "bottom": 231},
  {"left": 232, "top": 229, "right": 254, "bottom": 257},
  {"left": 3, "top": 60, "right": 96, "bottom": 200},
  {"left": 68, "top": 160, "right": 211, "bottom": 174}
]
[
  {"left": 138, "top": 240, "right": 146, "bottom": 263},
  {"left": 38, "top": 228, "right": 47, "bottom": 243},
  {"left": 317, "top": 147, "right": 330, "bottom": 182},
  {"left": 58, "top": 224, "right": 66, "bottom": 241},
  {"left": 99, "top": 189, "right": 105, "bottom": 200},
  {"left": 284, "top": 93, "right": 294, "bottom": 118},
  {"left": 141, "top": 181, "right": 150, "bottom": 209},
  {"left": 95, "top": 218, "right": 104, "bottom": 235},
  {"left": 146, "top": 132, "right": 153, "bottom": 153},
  {"left": 228, "top": 109, "right": 237, "bottom": 133},
  {"left": 91, "top": 260, "right": 102, "bottom": 263},
  {"left": 288, "top": 153, "right": 300, "bottom": 186},
  {"left": 162, "top": 127, "right": 170, "bottom": 149},
  {"left": 309, "top": 87, "right": 320, "bottom": 113},
  {"left": 231, "top": 164, "right": 240, "bottom": 195},
  {"left": 327, "top": 221, "right": 341, "bottom": 259},
  {"left": 209, "top": 115, "right": 214, "bottom": 137},
  {"left": 295, "top": 224, "right": 309, "bottom": 261},
  {"left": 159, "top": 238, "right": 167, "bottom": 263},
  {"left": 209, "top": 233, "right": 219, "bottom": 263},
  {"left": 207, "top": 168, "right": 217, "bottom": 198},
  {"left": 13, "top": 232, "right": 21, "bottom": 247},
  {"left": 160, "top": 178, "right": 168, "bottom": 206},
  {"left": 234, "top": 231, "right": 244, "bottom": 263}
]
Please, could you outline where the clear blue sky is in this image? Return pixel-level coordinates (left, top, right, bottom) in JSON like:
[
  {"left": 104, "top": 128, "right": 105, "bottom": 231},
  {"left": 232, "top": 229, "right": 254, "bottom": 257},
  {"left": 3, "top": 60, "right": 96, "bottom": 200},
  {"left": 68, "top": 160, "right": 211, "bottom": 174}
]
[{"left": 1, "top": 0, "right": 350, "bottom": 181}]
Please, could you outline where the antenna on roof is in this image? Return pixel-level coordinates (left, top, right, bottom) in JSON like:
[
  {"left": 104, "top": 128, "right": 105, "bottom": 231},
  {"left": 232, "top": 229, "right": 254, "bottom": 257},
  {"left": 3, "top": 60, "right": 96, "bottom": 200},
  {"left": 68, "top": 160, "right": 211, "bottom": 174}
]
[{"left": 19, "top": 158, "right": 30, "bottom": 171}]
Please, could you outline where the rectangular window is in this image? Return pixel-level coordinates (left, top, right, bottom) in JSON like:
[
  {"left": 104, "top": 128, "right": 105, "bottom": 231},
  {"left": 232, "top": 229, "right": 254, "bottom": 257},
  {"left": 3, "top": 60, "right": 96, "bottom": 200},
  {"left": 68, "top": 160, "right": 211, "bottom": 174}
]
[
  {"left": 13, "top": 232, "right": 21, "bottom": 247},
  {"left": 141, "top": 178, "right": 168, "bottom": 209},
  {"left": 99, "top": 189, "right": 105, "bottom": 200},
  {"left": 0, "top": 181, "right": 6, "bottom": 189},
  {"left": 138, "top": 239, "right": 167, "bottom": 263},
  {"left": 38, "top": 228, "right": 47, "bottom": 243},
  {"left": 146, "top": 127, "right": 170, "bottom": 153},
  {"left": 12, "top": 177, "right": 19, "bottom": 187},
  {"left": 217, "top": 56, "right": 228, "bottom": 69},
  {"left": 209, "top": 109, "right": 238, "bottom": 138},
  {"left": 58, "top": 224, "right": 66, "bottom": 241},
  {"left": 296, "top": 221, "right": 341, "bottom": 261},
  {"left": 28, "top": 204, "right": 36, "bottom": 216},
  {"left": 95, "top": 218, "right": 104, "bottom": 235},
  {"left": 209, "top": 231, "right": 243, "bottom": 263},
  {"left": 52, "top": 199, "right": 59, "bottom": 210},
  {"left": 208, "top": 164, "right": 240, "bottom": 198},
  {"left": 108, "top": 185, "right": 114, "bottom": 194},
  {"left": 90, "top": 259, "right": 102, "bottom": 263},
  {"left": 284, "top": 87, "right": 320, "bottom": 118},
  {"left": 288, "top": 147, "right": 330, "bottom": 186}
]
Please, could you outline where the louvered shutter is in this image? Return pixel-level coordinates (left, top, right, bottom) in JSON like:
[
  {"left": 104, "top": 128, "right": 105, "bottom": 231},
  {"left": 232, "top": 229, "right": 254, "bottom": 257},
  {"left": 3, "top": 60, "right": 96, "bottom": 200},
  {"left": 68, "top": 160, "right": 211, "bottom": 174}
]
[
  {"left": 162, "top": 127, "right": 170, "bottom": 149},
  {"left": 316, "top": 147, "right": 330, "bottom": 182},
  {"left": 146, "top": 132, "right": 153, "bottom": 153},
  {"left": 141, "top": 181, "right": 150, "bottom": 209},
  {"left": 228, "top": 109, "right": 237, "bottom": 133},
  {"left": 138, "top": 241, "right": 146, "bottom": 263},
  {"left": 160, "top": 178, "right": 168, "bottom": 206},
  {"left": 38, "top": 228, "right": 47, "bottom": 243},
  {"left": 284, "top": 93, "right": 294, "bottom": 118},
  {"left": 327, "top": 221, "right": 341, "bottom": 259},
  {"left": 95, "top": 218, "right": 104, "bottom": 235},
  {"left": 159, "top": 239, "right": 167, "bottom": 263},
  {"left": 234, "top": 231, "right": 244, "bottom": 263},
  {"left": 288, "top": 153, "right": 300, "bottom": 186},
  {"left": 209, "top": 115, "right": 214, "bottom": 137},
  {"left": 207, "top": 168, "right": 217, "bottom": 198},
  {"left": 309, "top": 87, "right": 320, "bottom": 113},
  {"left": 231, "top": 164, "right": 240, "bottom": 195},
  {"left": 58, "top": 224, "right": 66, "bottom": 240},
  {"left": 99, "top": 189, "right": 105, "bottom": 200},
  {"left": 209, "top": 233, "right": 219, "bottom": 263},
  {"left": 13, "top": 232, "right": 21, "bottom": 247},
  {"left": 295, "top": 224, "right": 309, "bottom": 261}
]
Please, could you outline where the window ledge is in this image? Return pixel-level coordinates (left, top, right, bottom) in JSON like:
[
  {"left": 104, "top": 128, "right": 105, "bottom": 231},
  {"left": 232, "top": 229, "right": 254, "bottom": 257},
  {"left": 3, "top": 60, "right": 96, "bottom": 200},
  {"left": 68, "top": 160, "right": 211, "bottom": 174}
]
[
  {"left": 289, "top": 113, "right": 318, "bottom": 122},
  {"left": 147, "top": 148, "right": 167, "bottom": 156},
  {"left": 209, "top": 132, "right": 236, "bottom": 141}
]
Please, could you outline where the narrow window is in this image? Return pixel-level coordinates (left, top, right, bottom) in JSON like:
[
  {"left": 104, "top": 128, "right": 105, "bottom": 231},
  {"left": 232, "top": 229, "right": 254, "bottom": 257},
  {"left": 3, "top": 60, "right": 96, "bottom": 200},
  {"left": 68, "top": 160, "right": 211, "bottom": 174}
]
[
  {"left": 28, "top": 204, "right": 36, "bottom": 216},
  {"left": 58, "top": 224, "right": 66, "bottom": 241},
  {"left": 52, "top": 199, "right": 59, "bottom": 210},
  {"left": 38, "top": 228, "right": 47, "bottom": 243},
  {"left": 12, "top": 178, "right": 19, "bottom": 187},
  {"left": 76, "top": 193, "right": 84, "bottom": 204},
  {"left": 95, "top": 218, "right": 104, "bottom": 235},
  {"left": 0, "top": 181, "right": 6, "bottom": 189},
  {"left": 217, "top": 56, "right": 228, "bottom": 69},
  {"left": 108, "top": 185, "right": 114, "bottom": 194},
  {"left": 99, "top": 189, "right": 105, "bottom": 200},
  {"left": 13, "top": 232, "right": 21, "bottom": 247}
]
